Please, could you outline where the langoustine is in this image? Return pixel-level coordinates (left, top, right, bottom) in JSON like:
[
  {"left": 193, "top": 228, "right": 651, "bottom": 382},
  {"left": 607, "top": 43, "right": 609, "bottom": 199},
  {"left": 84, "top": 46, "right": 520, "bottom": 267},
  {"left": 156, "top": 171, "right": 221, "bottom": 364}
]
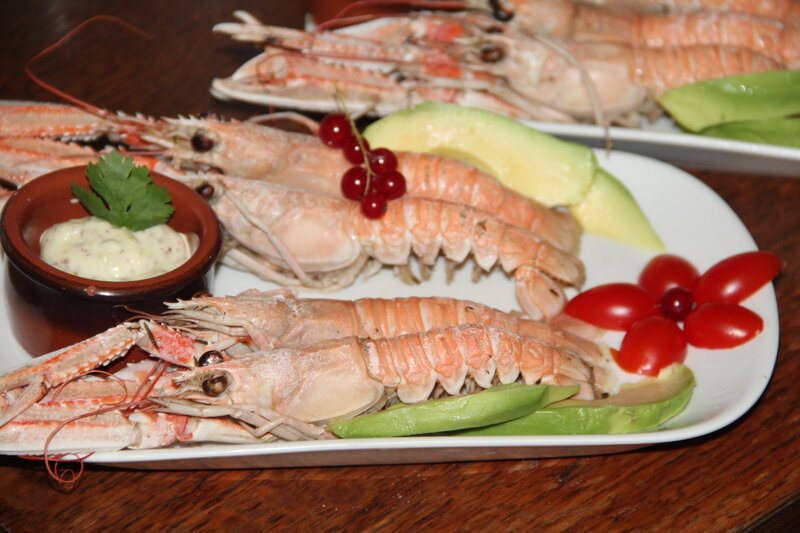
[
  {"left": 144, "top": 114, "right": 582, "bottom": 251},
  {"left": 0, "top": 294, "right": 604, "bottom": 455},
  {"left": 206, "top": 171, "right": 584, "bottom": 320},
  {"left": 0, "top": 100, "right": 581, "bottom": 252},
  {"left": 162, "top": 290, "right": 605, "bottom": 365},
  {"left": 211, "top": 10, "right": 783, "bottom": 125},
  {"left": 468, "top": 0, "right": 800, "bottom": 21},
  {"left": 463, "top": 0, "right": 800, "bottom": 68}
]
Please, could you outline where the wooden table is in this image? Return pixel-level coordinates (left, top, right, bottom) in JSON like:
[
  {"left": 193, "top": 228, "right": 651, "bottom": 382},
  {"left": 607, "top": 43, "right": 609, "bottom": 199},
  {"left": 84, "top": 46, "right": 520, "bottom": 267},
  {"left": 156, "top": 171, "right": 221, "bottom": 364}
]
[{"left": 1, "top": 2, "right": 798, "bottom": 531}]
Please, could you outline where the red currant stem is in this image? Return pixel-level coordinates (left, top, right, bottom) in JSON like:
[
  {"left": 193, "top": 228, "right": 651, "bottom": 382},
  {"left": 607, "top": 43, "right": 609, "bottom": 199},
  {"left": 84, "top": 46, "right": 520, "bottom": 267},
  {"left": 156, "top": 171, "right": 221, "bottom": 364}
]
[{"left": 333, "top": 84, "right": 374, "bottom": 190}]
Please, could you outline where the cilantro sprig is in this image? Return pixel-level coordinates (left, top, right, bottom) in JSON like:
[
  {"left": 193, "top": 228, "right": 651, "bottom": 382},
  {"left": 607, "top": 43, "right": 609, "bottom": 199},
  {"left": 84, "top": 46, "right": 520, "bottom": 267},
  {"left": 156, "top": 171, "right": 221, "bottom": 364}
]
[{"left": 72, "top": 151, "right": 174, "bottom": 232}]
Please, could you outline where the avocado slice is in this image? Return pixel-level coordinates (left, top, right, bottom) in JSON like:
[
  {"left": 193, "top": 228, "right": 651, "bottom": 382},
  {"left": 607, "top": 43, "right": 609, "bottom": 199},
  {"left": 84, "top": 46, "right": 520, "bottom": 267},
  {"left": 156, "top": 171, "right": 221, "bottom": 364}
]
[
  {"left": 657, "top": 70, "right": 800, "bottom": 133},
  {"left": 699, "top": 118, "right": 800, "bottom": 149},
  {"left": 329, "top": 383, "right": 578, "bottom": 438},
  {"left": 568, "top": 169, "right": 665, "bottom": 252},
  {"left": 363, "top": 102, "right": 663, "bottom": 251},
  {"left": 456, "top": 364, "right": 695, "bottom": 435},
  {"left": 363, "top": 101, "right": 597, "bottom": 207}
]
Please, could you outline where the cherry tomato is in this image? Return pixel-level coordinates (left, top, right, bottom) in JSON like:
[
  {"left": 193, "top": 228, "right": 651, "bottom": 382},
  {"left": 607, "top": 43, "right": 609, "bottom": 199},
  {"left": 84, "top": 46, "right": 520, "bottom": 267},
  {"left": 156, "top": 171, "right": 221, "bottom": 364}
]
[
  {"left": 614, "top": 316, "right": 687, "bottom": 376},
  {"left": 638, "top": 254, "right": 700, "bottom": 296},
  {"left": 564, "top": 283, "right": 659, "bottom": 330},
  {"left": 693, "top": 251, "right": 781, "bottom": 305},
  {"left": 684, "top": 302, "right": 763, "bottom": 349}
]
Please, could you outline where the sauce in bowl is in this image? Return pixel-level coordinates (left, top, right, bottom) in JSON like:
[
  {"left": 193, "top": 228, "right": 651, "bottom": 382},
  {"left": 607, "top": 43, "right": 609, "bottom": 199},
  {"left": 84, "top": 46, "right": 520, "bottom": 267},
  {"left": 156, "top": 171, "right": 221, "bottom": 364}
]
[
  {"left": 0, "top": 165, "right": 221, "bottom": 356},
  {"left": 40, "top": 216, "right": 193, "bottom": 281}
]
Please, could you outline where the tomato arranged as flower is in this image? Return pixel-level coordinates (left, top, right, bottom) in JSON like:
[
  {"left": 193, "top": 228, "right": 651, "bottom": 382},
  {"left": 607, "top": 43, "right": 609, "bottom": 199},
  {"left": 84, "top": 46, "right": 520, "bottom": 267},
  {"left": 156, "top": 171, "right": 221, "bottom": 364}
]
[
  {"left": 638, "top": 254, "right": 699, "bottom": 295},
  {"left": 566, "top": 251, "right": 780, "bottom": 376},
  {"left": 684, "top": 302, "right": 764, "bottom": 349},
  {"left": 693, "top": 251, "right": 782, "bottom": 305},
  {"left": 564, "top": 283, "right": 658, "bottom": 330},
  {"left": 615, "top": 316, "right": 687, "bottom": 376}
]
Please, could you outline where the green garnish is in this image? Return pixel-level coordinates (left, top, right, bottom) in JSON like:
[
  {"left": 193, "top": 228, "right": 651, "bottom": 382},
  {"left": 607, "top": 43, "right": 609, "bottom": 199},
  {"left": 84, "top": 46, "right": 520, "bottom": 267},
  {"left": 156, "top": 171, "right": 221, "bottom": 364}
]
[
  {"left": 71, "top": 151, "right": 174, "bottom": 231},
  {"left": 329, "top": 383, "right": 579, "bottom": 438}
]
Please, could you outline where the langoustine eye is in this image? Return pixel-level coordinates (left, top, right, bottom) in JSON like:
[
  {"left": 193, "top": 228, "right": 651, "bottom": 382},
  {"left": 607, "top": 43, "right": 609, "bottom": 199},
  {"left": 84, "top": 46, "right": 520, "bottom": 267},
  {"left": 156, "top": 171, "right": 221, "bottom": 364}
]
[
  {"left": 202, "top": 373, "right": 229, "bottom": 397},
  {"left": 191, "top": 130, "right": 216, "bottom": 152},
  {"left": 195, "top": 183, "right": 215, "bottom": 199},
  {"left": 488, "top": 0, "right": 514, "bottom": 21},
  {"left": 198, "top": 350, "right": 225, "bottom": 366},
  {"left": 480, "top": 43, "right": 506, "bottom": 63}
]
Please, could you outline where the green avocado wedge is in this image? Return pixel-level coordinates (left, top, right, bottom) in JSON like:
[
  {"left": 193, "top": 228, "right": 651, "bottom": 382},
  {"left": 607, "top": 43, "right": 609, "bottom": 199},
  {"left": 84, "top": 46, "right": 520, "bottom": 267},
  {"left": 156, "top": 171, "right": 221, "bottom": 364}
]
[
  {"left": 329, "top": 383, "right": 578, "bottom": 438},
  {"left": 568, "top": 169, "right": 665, "bottom": 252},
  {"left": 362, "top": 101, "right": 597, "bottom": 207},
  {"left": 699, "top": 118, "right": 800, "bottom": 149},
  {"left": 455, "top": 364, "right": 695, "bottom": 436},
  {"left": 657, "top": 71, "right": 800, "bottom": 133}
]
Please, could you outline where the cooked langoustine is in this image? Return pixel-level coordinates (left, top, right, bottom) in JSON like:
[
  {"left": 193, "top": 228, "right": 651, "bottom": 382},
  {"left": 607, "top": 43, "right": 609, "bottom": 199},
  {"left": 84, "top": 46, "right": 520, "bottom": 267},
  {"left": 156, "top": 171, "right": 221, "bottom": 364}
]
[
  {"left": 470, "top": 0, "right": 800, "bottom": 20},
  {"left": 0, "top": 100, "right": 580, "bottom": 252},
  {"left": 211, "top": 10, "right": 783, "bottom": 124},
  {"left": 0, "top": 293, "right": 602, "bottom": 454},
  {"left": 466, "top": 0, "right": 800, "bottom": 68},
  {"left": 162, "top": 290, "right": 605, "bottom": 365},
  {"left": 207, "top": 172, "right": 584, "bottom": 320},
  {"left": 146, "top": 115, "right": 581, "bottom": 250},
  {"left": 0, "top": 100, "right": 192, "bottom": 187}
]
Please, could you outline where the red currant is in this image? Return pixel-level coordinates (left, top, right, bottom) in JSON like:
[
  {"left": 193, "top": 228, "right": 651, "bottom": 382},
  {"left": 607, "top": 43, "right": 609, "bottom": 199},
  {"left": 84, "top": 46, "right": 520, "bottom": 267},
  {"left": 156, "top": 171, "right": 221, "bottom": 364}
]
[
  {"left": 360, "top": 192, "right": 387, "bottom": 219},
  {"left": 344, "top": 136, "right": 370, "bottom": 165},
  {"left": 368, "top": 148, "right": 398, "bottom": 173},
  {"left": 340, "top": 166, "right": 368, "bottom": 200},
  {"left": 375, "top": 169, "right": 406, "bottom": 199},
  {"left": 660, "top": 286, "right": 695, "bottom": 322},
  {"left": 319, "top": 113, "right": 352, "bottom": 148}
]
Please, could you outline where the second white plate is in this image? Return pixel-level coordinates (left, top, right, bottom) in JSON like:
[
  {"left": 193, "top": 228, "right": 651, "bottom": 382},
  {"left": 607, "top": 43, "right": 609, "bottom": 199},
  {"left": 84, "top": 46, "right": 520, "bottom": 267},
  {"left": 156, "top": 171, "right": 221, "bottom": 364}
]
[{"left": 529, "top": 118, "right": 800, "bottom": 177}]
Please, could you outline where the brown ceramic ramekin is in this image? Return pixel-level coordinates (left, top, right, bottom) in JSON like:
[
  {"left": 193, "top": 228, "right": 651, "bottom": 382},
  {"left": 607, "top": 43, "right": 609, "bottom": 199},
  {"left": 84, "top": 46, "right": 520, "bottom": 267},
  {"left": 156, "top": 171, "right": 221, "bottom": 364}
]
[{"left": 0, "top": 165, "right": 221, "bottom": 356}]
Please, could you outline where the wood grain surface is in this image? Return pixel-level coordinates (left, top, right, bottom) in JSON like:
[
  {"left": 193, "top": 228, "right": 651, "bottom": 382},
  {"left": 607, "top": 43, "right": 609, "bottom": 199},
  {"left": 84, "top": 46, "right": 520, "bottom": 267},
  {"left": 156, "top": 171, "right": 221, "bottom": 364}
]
[{"left": 1, "top": 2, "right": 799, "bottom": 532}]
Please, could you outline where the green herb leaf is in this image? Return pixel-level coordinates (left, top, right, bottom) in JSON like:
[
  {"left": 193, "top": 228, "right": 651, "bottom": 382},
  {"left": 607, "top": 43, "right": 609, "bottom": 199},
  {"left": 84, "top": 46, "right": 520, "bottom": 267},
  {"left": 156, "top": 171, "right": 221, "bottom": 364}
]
[{"left": 72, "top": 151, "right": 174, "bottom": 231}]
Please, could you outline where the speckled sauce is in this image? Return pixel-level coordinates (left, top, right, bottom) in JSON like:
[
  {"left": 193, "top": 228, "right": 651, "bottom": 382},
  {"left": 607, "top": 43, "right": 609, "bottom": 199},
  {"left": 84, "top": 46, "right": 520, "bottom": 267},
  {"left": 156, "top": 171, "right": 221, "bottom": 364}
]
[{"left": 39, "top": 216, "right": 193, "bottom": 281}]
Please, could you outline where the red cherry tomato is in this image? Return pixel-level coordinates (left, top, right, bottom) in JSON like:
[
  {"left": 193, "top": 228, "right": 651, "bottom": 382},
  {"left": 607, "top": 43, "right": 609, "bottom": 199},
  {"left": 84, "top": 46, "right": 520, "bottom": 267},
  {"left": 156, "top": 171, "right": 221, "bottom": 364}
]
[
  {"left": 684, "top": 302, "right": 763, "bottom": 349},
  {"left": 638, "top": 254, "right": 700, "bottom": 295},
  {"left": 693, "top": 251, "right": 781, "bottom": 305},
  {"left": 614, "top": 316, "right": 688, "bottom": 376},
  {"left": 564, "top": 283, "right": 659, "bottom": 330}
]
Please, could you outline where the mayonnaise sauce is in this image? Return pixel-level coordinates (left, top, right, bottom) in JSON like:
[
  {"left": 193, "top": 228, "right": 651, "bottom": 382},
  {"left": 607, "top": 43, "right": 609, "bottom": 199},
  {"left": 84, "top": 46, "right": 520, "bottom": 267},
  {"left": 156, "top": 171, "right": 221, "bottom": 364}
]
[{"left": 39, "top": 216, "right": 193, "bottom": 281}]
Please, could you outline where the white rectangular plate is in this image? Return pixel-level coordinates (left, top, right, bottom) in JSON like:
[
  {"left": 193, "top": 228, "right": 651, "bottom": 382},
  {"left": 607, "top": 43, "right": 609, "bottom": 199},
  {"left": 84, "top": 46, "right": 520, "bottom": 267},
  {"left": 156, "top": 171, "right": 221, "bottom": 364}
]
[
  {"left": 0, "top": 150, "right": 779, "bottom": 469},
  {"left": 527, "top": 118, "right": 800, "bottom": 177}
]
